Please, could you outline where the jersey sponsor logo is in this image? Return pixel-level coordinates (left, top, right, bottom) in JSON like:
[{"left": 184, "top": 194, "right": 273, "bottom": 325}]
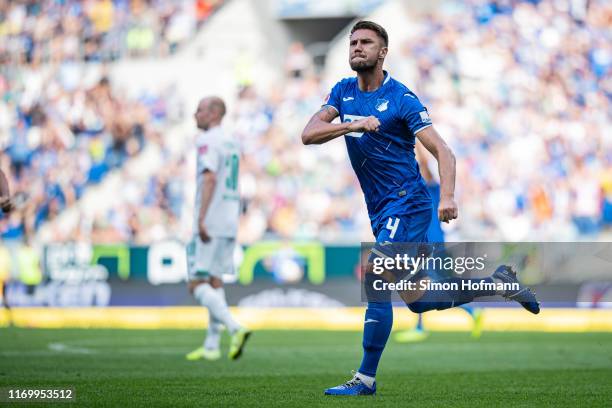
[
  {"left": 419, "top": 111, "right": 432, "bottom": 124},
  {"left": 375, "top": 99, "right": 389, "bottom": 112},
  {"left": 342, "top": 96, "right": 354, "bottom": 101},
  {"left": 342, "top": 114, "right": 367, "bottom": 138},
  {"left": 403, "top": 93, "right": 415, "bottom": 98},
  {"left": 198, "top": 145, "right": 208, "bottom": 154},
  {"left": 364, "top": 319, "right": 379, "bottom": 324}
]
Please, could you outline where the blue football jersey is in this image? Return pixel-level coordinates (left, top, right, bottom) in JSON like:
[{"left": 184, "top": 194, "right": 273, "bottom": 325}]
[{"left": 324, "top": 71, "right": 433, "bottom": 230}]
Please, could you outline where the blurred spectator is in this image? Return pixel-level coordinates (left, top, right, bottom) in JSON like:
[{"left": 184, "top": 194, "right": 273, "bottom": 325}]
[{"left": 285, "top": 42, "right": 313, "bottom": 79}]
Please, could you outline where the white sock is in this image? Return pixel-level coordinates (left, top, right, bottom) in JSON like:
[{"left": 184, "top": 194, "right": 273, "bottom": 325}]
[
  {"left": 204, "top": 311, "right": 223, "bottom": 350},
  {"left": 214, "top": 286, "right": 242, "bottom": 333},
  {"left": 355, "top": 372, "right": 375, "bottom": 388},
  {"left": 194, "top": 283, "right": 241, "bottom": 334}
]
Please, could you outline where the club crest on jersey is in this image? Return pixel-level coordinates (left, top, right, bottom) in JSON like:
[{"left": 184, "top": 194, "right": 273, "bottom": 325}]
[{"left": 376, "top": 99, "right": 389, "bottom": 112}]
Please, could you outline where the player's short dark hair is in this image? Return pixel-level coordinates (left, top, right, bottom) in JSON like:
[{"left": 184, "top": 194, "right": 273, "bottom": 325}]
[{"left": 350, "top": 20, "right": 388, "bottom": 47}]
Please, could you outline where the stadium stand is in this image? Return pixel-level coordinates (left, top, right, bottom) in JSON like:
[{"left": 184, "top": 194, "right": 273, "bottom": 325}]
[
  {"left": 125, "top": 0, "right": 611, "bottom": 243},
  {"left": 1, "top": 0, "right": 610, "bottom": 245},
  {"left": 0, "top": 0, "right": 223, "bottom": 241},
  {"left": 0, "top": 0, "right": 224, "bottom": 62}
]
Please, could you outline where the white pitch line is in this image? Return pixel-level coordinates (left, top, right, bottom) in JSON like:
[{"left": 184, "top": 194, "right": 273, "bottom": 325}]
[{"left": 48, "top": 342, "right": 96, "bottom": 354}]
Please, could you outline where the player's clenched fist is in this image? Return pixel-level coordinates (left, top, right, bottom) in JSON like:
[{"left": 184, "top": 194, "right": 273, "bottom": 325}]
[
  {"left": 348, "top": 116, "right": 380, "bottom": 133},
  {"left": 438, "top": 196, "right": 458, "bottom": 223}
]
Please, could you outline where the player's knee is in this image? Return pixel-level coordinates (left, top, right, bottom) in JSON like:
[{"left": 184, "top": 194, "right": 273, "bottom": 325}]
[
  {"left": 365, "top": 262, "right": 375, "bottom": 275},
  {"left": 188, "top": 279, "right": 207, "bottom": 294},
  {"left": 209, "top": 277, "right": 223, "bottom": 289}
]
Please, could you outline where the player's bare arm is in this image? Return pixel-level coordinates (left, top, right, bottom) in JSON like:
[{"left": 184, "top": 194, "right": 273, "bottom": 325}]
[
  {"left": 415, "top": 126, "right": 458, "bottom": 223},
  {"left": 198, "top": 170, "right": 217, "bottom": 242},
  {"left": 301, "top": 105, "right": 380, "bottom": 145},
  {"left": 414, "top": 140, "right": 435, "bottom": 183}
]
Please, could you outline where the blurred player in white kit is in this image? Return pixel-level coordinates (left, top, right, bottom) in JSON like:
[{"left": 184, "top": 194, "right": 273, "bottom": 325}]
[{"left": 186, "top": 96, "right": 251, "bottom": 361}]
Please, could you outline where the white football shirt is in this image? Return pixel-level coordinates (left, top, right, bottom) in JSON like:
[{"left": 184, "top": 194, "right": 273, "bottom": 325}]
[{"left": 194, "top": 126, "right": 240, "bottom": 238}]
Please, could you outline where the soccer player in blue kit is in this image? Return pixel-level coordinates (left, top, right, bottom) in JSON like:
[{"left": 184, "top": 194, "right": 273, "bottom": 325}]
[{"left": 301, "top": 21, "right": 540, "bottom": 396}]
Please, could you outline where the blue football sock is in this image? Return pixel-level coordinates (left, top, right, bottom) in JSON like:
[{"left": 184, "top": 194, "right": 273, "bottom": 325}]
[
  {"left": 358, "top": 302, "right": 393, "bottom": 378},
  {"left": 459, "top": 304, "right": 475, "bottom": 317},
  {"left": 415, "top": 313, "right": 424, "bottom": 331},
  {"left": 407, "top": 277, "right": 496, "bottom": 314}
]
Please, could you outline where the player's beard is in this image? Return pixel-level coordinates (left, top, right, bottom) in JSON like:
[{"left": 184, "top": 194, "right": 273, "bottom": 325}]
[{"left": 350, "top": 57, "right": 377, "bottom": 72}]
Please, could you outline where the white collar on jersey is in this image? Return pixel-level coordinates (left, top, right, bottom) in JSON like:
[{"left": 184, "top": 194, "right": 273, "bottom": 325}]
[
  {"left": 196, "top": 125, "right": 223, "bottom": 145},
  {"left": 204, "top": 124, "right": 223, "bottom": 135},
  {"left": 382, "top": 71, "right": 391, "bottom": 85}
]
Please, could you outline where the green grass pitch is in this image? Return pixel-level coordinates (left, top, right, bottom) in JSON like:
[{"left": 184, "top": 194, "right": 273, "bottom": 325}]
[{"left": 1, "top": 328, "right": 611, "bottom": 407}]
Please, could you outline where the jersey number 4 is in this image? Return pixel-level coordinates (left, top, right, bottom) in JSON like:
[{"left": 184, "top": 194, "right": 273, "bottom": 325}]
[{"left": 386, "top": 217, "right": 400, "bottom": 240}]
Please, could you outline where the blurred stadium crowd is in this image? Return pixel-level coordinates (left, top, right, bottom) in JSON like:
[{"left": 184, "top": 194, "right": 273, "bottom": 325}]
[
  {"left": 0, "top": 0, "right": 610, "bottom": 245},
  {"left": 386, "top": 0, "right": 612, "bottom": 240},
  {"left": 0, "top": 51, "right": 182, "bottom": 240},
  {"left": 0, "top": 0, "right": 223, "bottom": 62},
  {"left": 0, "top": 0, "right": 220, "bottom": 241}
]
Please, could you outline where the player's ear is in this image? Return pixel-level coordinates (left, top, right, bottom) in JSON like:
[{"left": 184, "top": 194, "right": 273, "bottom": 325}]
[{"left": 379, "top": 46, "right": 388, "bottom": 60}]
